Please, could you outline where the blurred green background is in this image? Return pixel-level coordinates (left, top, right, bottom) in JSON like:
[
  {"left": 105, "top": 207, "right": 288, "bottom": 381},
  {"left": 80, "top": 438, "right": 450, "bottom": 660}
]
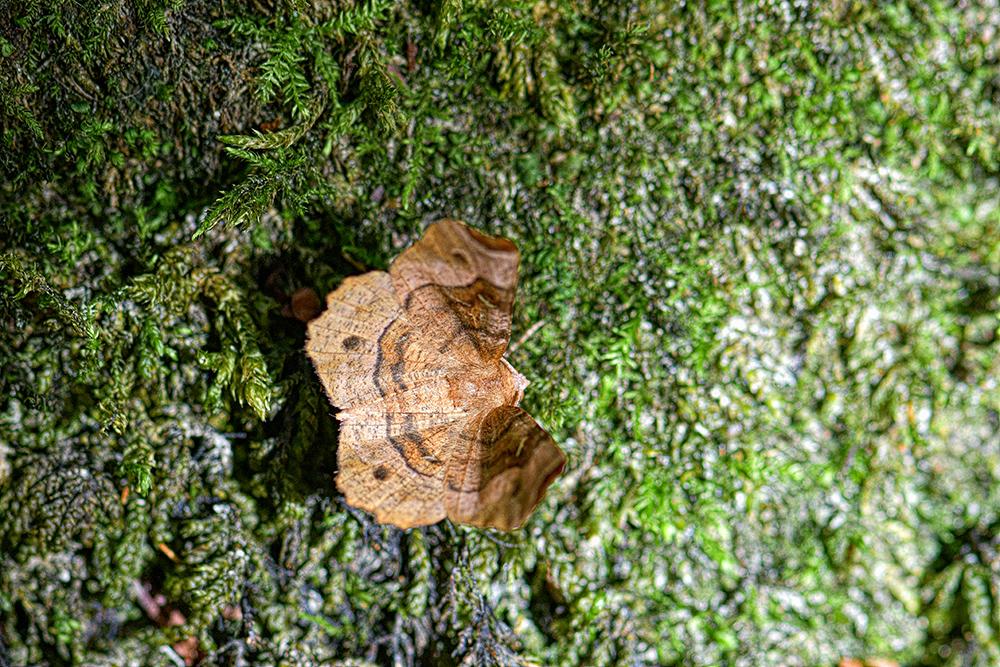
[{"left": 1, "top": 0, "right": 999, "bottom": 665}]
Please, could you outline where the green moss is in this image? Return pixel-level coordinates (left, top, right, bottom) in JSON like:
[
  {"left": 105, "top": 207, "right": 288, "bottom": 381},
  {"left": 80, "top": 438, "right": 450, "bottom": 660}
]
[{"left": 2, "top": 0, "right": 1000, "bottom": 665}]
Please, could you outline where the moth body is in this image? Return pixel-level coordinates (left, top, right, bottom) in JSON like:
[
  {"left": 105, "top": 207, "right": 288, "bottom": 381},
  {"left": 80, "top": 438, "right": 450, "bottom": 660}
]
[{"left": 305, "top": 219, "right": 566, "bottom": 531}]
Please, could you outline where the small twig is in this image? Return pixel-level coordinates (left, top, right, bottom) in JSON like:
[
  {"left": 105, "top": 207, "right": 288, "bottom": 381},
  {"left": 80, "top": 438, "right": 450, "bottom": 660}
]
[
  {"left": 508, "top": 320, "right": 546, "bottom": 354},
  {"left": 342, "top": 250, "right": 367, "bottom": 273},
  {"left": 480, "top": 531, "right": 516, "bottom": 549}
]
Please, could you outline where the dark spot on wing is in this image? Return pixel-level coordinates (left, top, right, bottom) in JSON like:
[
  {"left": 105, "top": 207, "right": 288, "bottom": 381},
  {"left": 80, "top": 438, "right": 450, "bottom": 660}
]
[
  {"left": 451, "top": 249, "right": 472, "bottom": 270},
  {"left": 343, "top": 335, "right": 363, "bottom": 350},
  {"left": 438, "top": 332, "right": 460, "bottom": 354},
  {"left": 373, "top": 465, "right": 388, "bottom": 480}
]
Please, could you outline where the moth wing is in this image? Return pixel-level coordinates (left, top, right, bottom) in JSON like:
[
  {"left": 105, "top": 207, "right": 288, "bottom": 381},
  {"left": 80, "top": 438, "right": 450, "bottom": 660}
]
[
  {"left": 305, "top": 271, "right": 451, "bottom": 411},
  {"left": 444, "top": 406, "right": 566, "bottom": 531},
  {"left": 390, "top": 219, "right": 520, "bottom": 365},
  {"left": 336, "top": 414, "right": 469, "bottom": 529}
]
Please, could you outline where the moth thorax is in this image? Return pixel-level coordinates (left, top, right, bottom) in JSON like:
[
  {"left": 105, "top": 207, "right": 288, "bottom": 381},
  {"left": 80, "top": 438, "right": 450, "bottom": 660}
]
[{"left": 502, "top": 358, "right": 530, "bottom": 406}]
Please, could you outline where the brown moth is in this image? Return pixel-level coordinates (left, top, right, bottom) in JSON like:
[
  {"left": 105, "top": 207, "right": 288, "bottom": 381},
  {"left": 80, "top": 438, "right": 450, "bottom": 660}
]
[{"left": 305, "top": 219, "right": 566, "bottom": 531}]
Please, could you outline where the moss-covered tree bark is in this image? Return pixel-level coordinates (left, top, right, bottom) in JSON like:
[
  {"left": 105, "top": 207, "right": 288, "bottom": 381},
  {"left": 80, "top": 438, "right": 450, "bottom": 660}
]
[{"left": 2, "top": 1, "right": 999, "bottom": 665}]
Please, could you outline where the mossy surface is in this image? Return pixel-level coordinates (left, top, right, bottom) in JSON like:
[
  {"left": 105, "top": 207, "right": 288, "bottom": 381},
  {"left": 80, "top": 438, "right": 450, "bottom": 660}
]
[{"left": 2, "top": 1, "right": 999, "bottom": 665}]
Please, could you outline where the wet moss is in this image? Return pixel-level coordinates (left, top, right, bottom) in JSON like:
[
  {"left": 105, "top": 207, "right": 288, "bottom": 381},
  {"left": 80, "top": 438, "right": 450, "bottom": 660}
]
[{"left": 2, "top": 0, "right": 1000, "bottom": 665}]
